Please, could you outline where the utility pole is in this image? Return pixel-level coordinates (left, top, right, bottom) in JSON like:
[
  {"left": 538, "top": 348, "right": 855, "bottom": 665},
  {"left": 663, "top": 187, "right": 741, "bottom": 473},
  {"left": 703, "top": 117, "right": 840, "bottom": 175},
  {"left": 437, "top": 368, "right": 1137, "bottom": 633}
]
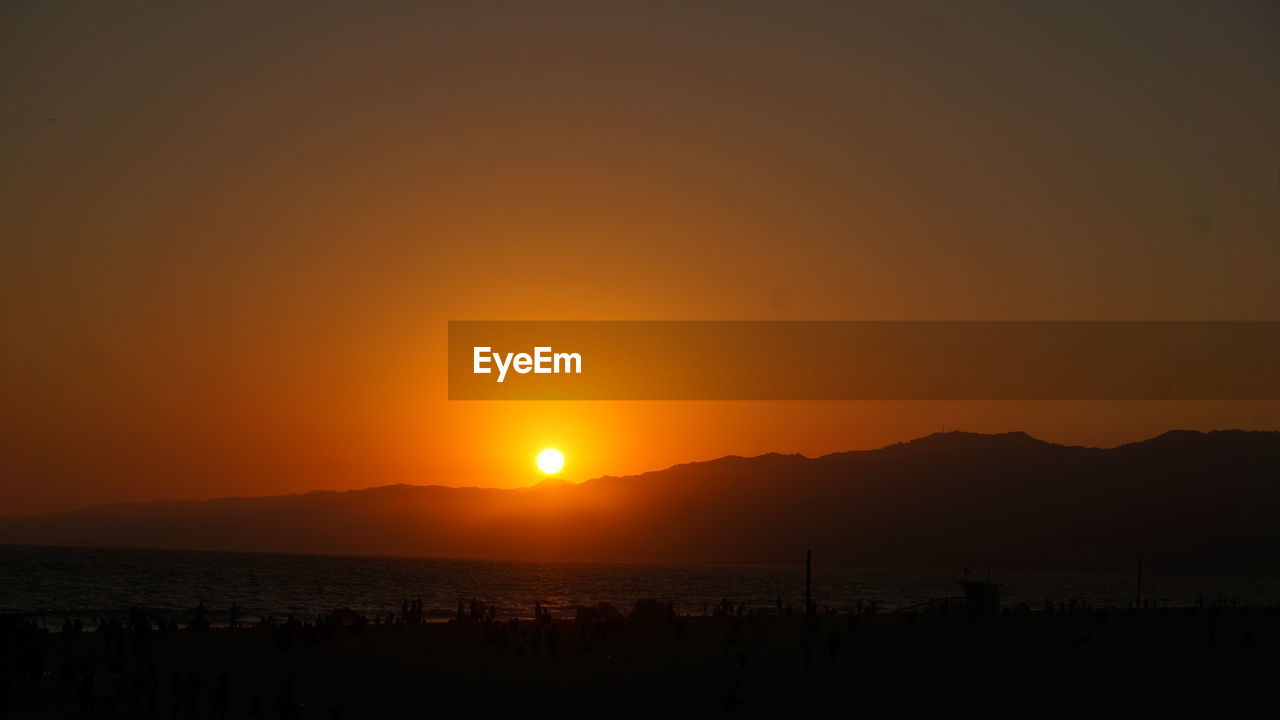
[
  {"left": 1137, "top": 558, "right": 1143, "bottom": 607},
  {"left": 804, "top": 549, "right": 815, "bottom": 674},
  {"left": 805, "top": 549, "right": 813, "bottom": 621}
]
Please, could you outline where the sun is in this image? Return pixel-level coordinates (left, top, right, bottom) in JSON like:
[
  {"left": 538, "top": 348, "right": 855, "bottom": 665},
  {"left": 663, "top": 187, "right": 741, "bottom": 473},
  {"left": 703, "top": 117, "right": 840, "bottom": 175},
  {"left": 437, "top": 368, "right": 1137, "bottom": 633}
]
[{"left": 536, "top": 448, "right": 565, "bottom": 475}]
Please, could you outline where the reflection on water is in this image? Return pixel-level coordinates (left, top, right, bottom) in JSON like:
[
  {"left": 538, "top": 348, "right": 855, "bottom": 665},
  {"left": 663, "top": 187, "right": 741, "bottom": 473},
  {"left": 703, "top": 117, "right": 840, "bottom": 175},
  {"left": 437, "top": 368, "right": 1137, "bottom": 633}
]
[{"left": 3, "top": 544, "right": 1279, "bottom": 624}]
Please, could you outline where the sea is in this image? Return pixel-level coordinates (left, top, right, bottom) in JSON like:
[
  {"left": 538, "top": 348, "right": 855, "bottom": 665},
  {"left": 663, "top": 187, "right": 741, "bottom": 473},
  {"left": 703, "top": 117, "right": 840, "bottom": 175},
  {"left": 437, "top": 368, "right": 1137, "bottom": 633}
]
[{"left": 4, "top": 544, "right": 1279, "bottom": 626}]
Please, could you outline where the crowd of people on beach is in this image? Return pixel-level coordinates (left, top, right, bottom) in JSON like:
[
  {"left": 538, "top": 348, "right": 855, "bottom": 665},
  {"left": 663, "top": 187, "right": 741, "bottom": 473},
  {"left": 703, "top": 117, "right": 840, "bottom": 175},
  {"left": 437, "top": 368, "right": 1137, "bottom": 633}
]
[
  {"left": 0, "top": 588, "right": 1269, "bottom": 717},
  {"left": 0, "top": 604, "right": 335, "bottom": 719},
  {"left": 0, "top": 591, "right": 704, "bottom": 715}
]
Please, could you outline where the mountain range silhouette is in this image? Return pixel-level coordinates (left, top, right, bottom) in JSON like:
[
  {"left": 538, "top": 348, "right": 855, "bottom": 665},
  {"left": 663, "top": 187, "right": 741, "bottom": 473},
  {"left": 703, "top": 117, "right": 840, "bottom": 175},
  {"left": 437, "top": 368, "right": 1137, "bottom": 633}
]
[{"left": 3, "top": 430, "right": 1277, "bottom": 575}]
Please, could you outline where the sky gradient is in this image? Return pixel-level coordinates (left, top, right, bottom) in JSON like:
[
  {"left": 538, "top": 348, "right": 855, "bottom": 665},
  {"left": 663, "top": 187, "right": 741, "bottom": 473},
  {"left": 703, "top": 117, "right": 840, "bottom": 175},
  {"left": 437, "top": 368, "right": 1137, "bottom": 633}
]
[{"left": 2, "top": 0, "right": 1278, "bottom": 516}]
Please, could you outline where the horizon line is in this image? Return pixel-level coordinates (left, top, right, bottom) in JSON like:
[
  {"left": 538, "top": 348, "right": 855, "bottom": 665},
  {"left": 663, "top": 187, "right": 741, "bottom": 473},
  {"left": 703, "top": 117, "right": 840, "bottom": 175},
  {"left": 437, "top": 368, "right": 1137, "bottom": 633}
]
[{"left": 6, "top": 427, "right": 1273, "bottom": 521}]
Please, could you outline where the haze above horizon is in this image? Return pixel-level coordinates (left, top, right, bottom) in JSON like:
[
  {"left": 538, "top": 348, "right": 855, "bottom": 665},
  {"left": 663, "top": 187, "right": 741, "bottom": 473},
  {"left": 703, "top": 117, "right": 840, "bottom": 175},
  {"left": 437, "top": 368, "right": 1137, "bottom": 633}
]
[{"left": 2, "top": 0, "right": 1277, "bottom": 516}]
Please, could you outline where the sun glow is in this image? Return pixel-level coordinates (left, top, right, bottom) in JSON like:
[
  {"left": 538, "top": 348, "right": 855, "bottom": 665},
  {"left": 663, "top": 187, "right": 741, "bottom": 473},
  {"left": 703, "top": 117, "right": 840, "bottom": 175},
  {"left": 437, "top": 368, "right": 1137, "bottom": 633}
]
[{"left": 536, "top": 448, "right": 565, "bottom": 475}]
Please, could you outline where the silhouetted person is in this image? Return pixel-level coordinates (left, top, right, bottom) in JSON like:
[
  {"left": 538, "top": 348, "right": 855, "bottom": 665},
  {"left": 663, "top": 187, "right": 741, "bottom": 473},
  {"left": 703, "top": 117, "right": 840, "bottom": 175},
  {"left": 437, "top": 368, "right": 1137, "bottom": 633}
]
[
  {"left": 58, "top": 654, "right": 75, "bottom": 696},
  {"left": 183, "top": 671, "right": 201, "bottom": 718},
  {"left": 169, "top": 670, "right": 182, "bottom": 719},
  {"left": 127, "top": 667, "right": 145, "bottom": 717},
  {"left": 213, "top": 674, "right": 230, "bottom": 719},
  {"left": 102, "top": 661, "right": 123, "bottom": 718},
  {"left": 190, "top": 601, "right": 209, "bottom": 631},
  {"left": 277, "top": 672, "right": 298, "bottom": 720},
  {"left": 76, "top": 665, "right": 95, "bottom": 720}
]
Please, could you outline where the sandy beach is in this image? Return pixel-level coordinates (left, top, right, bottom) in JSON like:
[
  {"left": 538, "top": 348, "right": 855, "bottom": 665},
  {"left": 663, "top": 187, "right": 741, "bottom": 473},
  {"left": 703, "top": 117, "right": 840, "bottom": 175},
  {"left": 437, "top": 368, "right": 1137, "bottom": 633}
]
[{"left": 4, "top": 602, "right": 1278, "bottom": 717}]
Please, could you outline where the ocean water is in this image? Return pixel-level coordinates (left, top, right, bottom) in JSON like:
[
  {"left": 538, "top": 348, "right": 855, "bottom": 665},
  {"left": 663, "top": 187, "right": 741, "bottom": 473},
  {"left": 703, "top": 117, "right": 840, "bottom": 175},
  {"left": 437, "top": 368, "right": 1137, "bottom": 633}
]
[{"left": 3, "top": 544, "right": 1279, "bottom": 625}]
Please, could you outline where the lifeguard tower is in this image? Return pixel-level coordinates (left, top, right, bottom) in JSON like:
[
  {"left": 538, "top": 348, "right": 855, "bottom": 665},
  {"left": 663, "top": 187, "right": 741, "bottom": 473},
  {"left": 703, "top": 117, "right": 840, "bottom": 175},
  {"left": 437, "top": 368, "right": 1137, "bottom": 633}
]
[{"left": 958, "top": 579, "right": 1000, "bottom": 616}]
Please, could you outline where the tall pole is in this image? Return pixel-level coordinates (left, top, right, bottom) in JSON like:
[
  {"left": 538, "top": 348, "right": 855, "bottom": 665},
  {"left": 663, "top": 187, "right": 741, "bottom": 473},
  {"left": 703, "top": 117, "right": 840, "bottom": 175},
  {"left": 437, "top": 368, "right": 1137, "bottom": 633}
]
[
  {"left": 1137, "top": 558, "right": 1143, "bottom": 607},
  {"left": 805, "top": 550, "right": 813, "bottom": 621},
  {"left": 804, "top": 549, "right": 814, "bottom": 673}
]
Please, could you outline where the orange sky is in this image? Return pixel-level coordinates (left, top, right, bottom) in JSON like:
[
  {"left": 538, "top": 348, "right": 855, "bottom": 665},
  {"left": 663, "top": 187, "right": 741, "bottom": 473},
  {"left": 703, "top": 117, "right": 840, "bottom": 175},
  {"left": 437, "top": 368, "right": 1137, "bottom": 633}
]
[{"left": 2, "top": 1, "right": 1278, "bottom": 516}]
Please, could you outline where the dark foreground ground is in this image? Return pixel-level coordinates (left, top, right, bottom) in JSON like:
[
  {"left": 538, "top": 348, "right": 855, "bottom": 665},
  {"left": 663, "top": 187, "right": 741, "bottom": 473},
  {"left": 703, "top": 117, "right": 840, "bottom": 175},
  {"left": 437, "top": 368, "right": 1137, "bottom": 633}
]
[{"left": 3, "top": 606, "right": 1278, "bottom": 717}]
